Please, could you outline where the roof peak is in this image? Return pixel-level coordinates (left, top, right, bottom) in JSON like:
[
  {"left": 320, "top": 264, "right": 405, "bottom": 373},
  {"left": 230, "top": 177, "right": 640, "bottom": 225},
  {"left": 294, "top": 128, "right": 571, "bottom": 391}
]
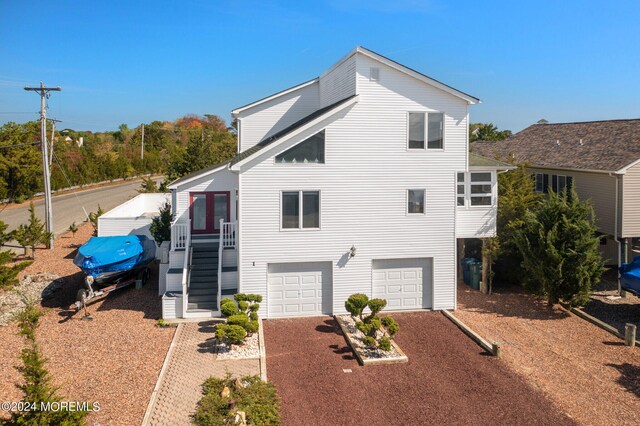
[{"left": 534, "top": 118, "right": 640, "bottom": 126}]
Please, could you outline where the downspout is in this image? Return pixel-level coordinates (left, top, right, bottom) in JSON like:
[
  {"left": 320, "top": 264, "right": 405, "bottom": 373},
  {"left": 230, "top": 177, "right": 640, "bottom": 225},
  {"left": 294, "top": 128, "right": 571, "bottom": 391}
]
[{"left": 609, "top": 172, "right": 622, "bottom": 295}]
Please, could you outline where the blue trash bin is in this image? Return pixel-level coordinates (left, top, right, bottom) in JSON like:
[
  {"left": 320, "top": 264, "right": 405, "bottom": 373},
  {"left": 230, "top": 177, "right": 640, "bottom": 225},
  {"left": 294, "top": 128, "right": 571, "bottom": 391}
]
[{"left": 462, "top": 258, "right": 477, "bottom": 285}]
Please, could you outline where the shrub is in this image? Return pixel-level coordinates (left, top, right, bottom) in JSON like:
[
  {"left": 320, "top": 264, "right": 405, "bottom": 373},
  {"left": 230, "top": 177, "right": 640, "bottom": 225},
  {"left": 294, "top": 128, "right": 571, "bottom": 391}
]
[
  {"left": 220, "top": 298, "right": 238, "bottom": 317},
  {"left": 362, "top": 336, "right": 377, "bottom": 348},
  {"left": 13, "top": 202, "right": 53, "bottom": 258},
  {"left": 217, "top": 293, "right": 262, "bottom": 345},
  {"left": 227, "top": 314, "right": 249, "bottom": 329},
  {"left": 216, "top": 324, "right": 246, "bottom": 345},
  {"left": 88, "top": 205, "right": 104, "bottom": 236},
  {"left": 378, "top": 336, "right": 392, "bottom": 352},
  {"left": 11, "top": 302, "right": 89, "bottom": 425},
  {"left": 345, "top": 293, "right": 369, "bottom": 320},
  {"left": 193, "top": 374, "right": 280, "bottom": 426},
  {"left": 381, "top": 316, "right": 399, "bottom": 337},
  {"left": 149, "top": 201, "right": 173, "bottom": 246},
  {"left": 0, "top": 251, "right": 32, "bottom": 290},
  {"left": 68, "top": 221, "right": 78, "bottom": 237},
  {"left": 366, "top": 298, "right": 387, "bottom": 319}
]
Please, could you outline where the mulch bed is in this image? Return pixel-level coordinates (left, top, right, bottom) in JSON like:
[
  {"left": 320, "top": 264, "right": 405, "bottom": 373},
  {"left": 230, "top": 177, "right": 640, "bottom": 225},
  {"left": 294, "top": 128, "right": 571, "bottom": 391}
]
[
  {"left": 456, "top": 281, "right": 640, "bottom": 426},
  {"left": 263, "top": 313, "right": 575, "bottom": 426},
  {"left": 0, "top": 223, "right": 175, "bottom": 425},
  {"left": 583, "top": 268, "right": 640, "bottom": 334}
]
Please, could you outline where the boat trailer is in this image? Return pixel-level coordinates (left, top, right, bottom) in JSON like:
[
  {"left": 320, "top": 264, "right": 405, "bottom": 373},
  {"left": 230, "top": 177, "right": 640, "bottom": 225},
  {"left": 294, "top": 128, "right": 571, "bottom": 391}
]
[{"left": 75, "top": 267, "right": 151, "bottom": 317}]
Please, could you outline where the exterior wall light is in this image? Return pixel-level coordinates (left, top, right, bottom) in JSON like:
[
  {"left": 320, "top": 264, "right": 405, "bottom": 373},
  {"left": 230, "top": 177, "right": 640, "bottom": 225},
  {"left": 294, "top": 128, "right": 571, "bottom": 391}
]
[{"left": 349, "top": 245, "right": 357, "bottom": 258}]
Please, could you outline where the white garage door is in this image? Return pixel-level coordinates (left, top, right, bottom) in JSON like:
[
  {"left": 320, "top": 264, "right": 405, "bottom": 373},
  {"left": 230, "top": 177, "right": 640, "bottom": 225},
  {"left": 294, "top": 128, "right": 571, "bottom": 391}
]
[
  {"left": 267, "top": 262, "right": 332, "bottom": 317},
  {"left": 372, "top": 258, "right": 432, "bottom": 310}
]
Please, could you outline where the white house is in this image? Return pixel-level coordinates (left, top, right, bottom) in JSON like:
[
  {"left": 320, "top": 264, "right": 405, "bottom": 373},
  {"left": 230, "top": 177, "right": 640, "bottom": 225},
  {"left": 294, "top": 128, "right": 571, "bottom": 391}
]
[{"left": 161, "top": 46, "right": 512, "bottom": 320}]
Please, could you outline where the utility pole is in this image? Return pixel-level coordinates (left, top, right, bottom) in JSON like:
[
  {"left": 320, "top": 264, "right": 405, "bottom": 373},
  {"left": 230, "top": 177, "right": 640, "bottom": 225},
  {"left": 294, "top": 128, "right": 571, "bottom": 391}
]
[
  {"left": 141, "top": 124, "right": 145, "bottom": 159},
  {"left": 24, "top": 82, "right": 61, "bottom": 249}
]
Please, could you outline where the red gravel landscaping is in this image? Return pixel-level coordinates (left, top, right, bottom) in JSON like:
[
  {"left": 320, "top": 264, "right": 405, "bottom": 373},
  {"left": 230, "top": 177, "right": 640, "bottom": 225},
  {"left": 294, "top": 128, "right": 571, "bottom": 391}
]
[{"left": 263, "top": 312, "right": 575, "bottom": 426}]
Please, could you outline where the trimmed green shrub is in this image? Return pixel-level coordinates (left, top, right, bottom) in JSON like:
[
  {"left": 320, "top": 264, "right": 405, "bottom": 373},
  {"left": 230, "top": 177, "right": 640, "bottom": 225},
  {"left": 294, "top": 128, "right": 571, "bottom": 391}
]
[
  {"left": 366, "top": 298, "right": 387, "bottom": 318},
  {"left": 216, "top": 324, "right": 246, "bottom": 345},
  {"left": 362, "top": 336, "right": 377, "bottom": 348},
  {"left": 381, "top": 316, "right": 399, "bottom": 337},
  {"left": 193, "top": 374, "right": 280, "bottom": 426},
  {"left": 238, "top": 300, "right": 249, "bottom": 311},
  {"left": 378, "top": 336, "right": 392, "bottom": 352},
  {"left": 227, "top": 314, "right": 249, "bottom": 329},
  {"left": 249, "top": 311, "right": 258, "bottom": 321},
  {"left": 246, "top": 320, "right": 259, "bottom": 334},
  {"left": 220, "top": 298, "right": 238, "bottom": 317},
  {"left": 345, "top": 293, "right": 369, "bottom": 320}
]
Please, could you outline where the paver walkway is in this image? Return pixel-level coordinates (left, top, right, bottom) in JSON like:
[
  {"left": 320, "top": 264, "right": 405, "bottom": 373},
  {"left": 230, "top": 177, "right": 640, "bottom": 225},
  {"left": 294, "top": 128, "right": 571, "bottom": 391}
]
[{"left": 145, "top": 321, "right": 262, "bottom": 426}]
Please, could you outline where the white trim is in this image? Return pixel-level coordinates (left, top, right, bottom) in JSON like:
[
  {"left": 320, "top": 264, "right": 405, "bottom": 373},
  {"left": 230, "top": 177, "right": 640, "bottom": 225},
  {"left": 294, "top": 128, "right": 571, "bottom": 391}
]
[
  {"left": 231, "top": 78, "right": 319, "bottom": 116},
  {"left": 230, "top": 95, "right": 359, "bottom": 171},
  {"left": 527, "top": 164, "right": 620, "bottom": 175},
  {"left": 279, "top": 190, "right": 321, "bottom": 231},
  {"left": 167, "top": 163, "right": 229, "bottom": 190},
  {"left": 355, "top": 47, "right": 480, "bottom": 104},
  {"left": 616, "top": 157, "right": 640, "bottom": 174}
]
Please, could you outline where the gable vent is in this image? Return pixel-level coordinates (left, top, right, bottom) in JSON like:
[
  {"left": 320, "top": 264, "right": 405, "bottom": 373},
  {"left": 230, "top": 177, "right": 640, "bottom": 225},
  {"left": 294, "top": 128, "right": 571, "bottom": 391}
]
[{"left": 370, "top": 67, "right": 380, "bottom": 81}]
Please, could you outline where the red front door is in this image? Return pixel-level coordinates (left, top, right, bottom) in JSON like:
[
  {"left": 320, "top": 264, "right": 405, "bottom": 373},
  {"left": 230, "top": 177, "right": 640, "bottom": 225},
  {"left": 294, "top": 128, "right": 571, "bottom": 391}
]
[{"left": 189, "top": 192, "right": 230, "bottom": 234}]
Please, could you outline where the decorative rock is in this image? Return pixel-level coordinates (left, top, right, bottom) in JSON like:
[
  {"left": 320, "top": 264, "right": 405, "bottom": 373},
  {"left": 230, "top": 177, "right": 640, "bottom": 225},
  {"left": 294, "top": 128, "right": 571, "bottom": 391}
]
[
  {"left": 0, "top": 273, "right": 63, "bottom": 326},
  {"left": 215, "top": 330, "right": 260, "bottom": 360}
]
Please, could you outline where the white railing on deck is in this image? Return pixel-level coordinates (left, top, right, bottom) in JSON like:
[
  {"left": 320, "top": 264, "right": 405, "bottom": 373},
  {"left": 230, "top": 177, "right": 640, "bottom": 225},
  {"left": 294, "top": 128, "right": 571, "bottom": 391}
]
[
  {"left": 217, "top": 219, "right": 224, "bottom": 312},
  {"left": 221, "top": 221, "right": 237, "bottom": 248},
  {"left": 181, "top": 228, "right": 192, "bottom": 317},
  {"left": 171, "top": 220, "right": 190, "bottom": 251}
]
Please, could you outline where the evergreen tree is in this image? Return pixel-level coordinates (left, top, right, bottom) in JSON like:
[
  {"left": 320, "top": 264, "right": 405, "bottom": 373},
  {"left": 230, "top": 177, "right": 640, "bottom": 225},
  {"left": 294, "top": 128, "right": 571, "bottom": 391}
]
[
  {"left": 0, "top": 251, "right": 32, "bottom": 290},
  {"left": 10, "top": 302, "right": 88, "bottom": 425},
  {"left": 13, "top": 202, "right": 53, "bottom": 259},
  {"left": 494, "top": 164, "right": 543, "bottom": 285},
  {"left": 514, "top": 188, "right": 605, "bottom": 306},
  {"left": 149, "top": 201, "right": 173, "bottom": 246},
  {"left": 88, "top": 205, "right": 104, "bottom": 236},
  {"left": 0, "top": 219, "right": 11, "bottom": 246}
]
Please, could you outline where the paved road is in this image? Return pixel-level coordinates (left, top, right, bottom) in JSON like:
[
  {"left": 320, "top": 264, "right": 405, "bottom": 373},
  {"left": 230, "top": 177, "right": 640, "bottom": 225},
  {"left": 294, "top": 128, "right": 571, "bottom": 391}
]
[{"left": 1, "top": 177, "right": 163, "bottom": 248}]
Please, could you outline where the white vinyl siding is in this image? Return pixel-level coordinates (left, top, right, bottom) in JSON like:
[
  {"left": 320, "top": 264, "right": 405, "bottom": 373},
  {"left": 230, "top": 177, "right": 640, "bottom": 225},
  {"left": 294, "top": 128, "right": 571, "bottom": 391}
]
[
  {"left": 239, "top": 52, "right": 468, "bottom": 315},
  {"left": 622, "top": 162, "right": 640, "bottom": 237},
  {"left": 236, "top": 81, "right": 320, "bottom": 151},
  {"left": 319, "top": 53, "right": 357, "bottom": 107},
  {"left": 455, "top": 170, "right": 497, "bottom": 238},
  {"left": 172, "top": 168, "right": 238, "bottom": 225}
]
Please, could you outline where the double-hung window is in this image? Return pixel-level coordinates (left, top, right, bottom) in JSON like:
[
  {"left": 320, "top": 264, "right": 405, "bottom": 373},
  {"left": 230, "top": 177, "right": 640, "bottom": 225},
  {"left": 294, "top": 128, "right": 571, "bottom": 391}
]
[
  {"left": 282, "top": 191, "right": 320, "bottom": 229},
  {"left": 534, "top": 173, "right": 545, "bottom": 193},
  {"left": 407, "top": 189, "right": 425, "bottom": 214},
  {"left": 469, "top": 173, "right": 493, "bottom": 206},
  {"left": 408, "top": 112, "right": 444, "bottom": 150}
]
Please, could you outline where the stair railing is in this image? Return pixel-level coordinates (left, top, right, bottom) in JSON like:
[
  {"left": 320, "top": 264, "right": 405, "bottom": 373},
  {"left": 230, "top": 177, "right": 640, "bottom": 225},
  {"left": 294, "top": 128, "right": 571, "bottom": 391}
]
[
  {"left": 217, "top": 218, "right": 224, "bottom": 312},
  {"left": 181, "top": 219, "right": 192, "bottom": 317}
]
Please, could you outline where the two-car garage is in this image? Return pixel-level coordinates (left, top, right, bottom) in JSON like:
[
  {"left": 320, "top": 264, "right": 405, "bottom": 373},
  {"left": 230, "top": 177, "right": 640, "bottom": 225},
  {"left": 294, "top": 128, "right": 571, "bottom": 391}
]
[{"left": 266, "top": 257, "right": 433, "bottom": 318}]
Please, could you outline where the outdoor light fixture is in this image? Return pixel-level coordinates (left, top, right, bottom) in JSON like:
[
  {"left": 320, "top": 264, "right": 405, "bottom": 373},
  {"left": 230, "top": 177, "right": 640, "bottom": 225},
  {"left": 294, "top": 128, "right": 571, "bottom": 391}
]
[{"left": 349, "top": 245, "right": 357, "bottom": 258}]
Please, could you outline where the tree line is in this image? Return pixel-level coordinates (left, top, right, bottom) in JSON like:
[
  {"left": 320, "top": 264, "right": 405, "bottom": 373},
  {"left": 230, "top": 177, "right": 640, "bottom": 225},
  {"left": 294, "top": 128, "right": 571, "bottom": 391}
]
[{"left": 0, "top": 114, "right": 237, "bottom": 202}]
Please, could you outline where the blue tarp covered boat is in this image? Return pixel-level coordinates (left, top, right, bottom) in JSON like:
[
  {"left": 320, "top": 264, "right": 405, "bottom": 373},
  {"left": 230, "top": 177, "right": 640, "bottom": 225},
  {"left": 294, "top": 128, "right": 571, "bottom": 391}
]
[
  {"left": 620, "top": 256, "right": 640, "bottom": 296},
  {"left": 74, "top": 235, "right": 156, "bottom": 284}
]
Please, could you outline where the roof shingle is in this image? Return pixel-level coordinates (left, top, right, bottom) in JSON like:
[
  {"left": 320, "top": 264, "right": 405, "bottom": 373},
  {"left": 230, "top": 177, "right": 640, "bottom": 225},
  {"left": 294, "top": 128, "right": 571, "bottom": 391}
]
[{"left": 470, "top": 119, "right": 640, "bottom": 172}]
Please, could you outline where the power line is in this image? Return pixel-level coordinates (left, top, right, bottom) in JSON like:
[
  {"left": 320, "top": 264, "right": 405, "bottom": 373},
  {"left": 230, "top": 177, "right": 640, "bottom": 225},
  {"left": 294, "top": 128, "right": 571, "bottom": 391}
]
[
  {"left": 24, "top": 82, "right": 61, "bottom": 249},
  {"left": 0, "top": 141, "right": 40, "bottom": 149}
]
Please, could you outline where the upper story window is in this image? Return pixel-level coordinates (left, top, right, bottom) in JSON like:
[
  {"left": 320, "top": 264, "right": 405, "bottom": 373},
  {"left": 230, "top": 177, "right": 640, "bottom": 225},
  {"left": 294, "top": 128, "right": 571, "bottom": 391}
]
[
  {"left": 282, "top": 191, "right": 320, "bottom": 229},
  {"left": 276, "top": 131, "right": 325, "bottom": 164},
  {"left": 552, "top": 174, "right": 573, "bottom": 193},
  {"left": 470, "top": 172, "right": 492, "bottom": 206},
  {"left": 407, "top": 189, "right": 425, "bottom": 214},
  {"left": 534, "top": 173, "right": 547, "bottom": 193},
  {"left": 408, "top": 112, "right": 444, "bottom": 150}
]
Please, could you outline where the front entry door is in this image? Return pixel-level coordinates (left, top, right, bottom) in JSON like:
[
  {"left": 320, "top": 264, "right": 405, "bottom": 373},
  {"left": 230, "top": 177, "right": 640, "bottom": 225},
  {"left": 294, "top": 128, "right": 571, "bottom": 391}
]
[{"left": 190, "top": 192, "right": 230, "bottom": 234}]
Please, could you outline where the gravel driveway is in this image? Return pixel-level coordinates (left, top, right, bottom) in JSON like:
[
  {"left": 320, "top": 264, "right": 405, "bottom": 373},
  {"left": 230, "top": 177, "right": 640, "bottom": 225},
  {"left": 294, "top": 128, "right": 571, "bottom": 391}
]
[
  {"left": 0, "top": 223, "right": 174, "bottom": 425},
  {"left": 456, "top": 282, "right": 640, "bottom": 426},
  {"left": 263, "top": 312, "right": 574, "bottom": 426}
]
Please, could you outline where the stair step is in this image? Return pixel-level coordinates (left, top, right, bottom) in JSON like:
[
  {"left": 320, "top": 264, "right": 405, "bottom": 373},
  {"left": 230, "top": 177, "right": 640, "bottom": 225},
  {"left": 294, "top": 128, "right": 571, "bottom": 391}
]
[
  {"left": 190, "top": 275, "right": 217, "bottom": 283},
  {"left": 189, "top": 288, "right": 216, "bottom": 296},
  {"left": 221, "top": 266, "right": 237, "bottom": 273},
  {"left": 188, "top": 293, "right": 217, "bottom": 303},
  {"left": 191, "top": 269, "right": 216, "bottom": 277},
  {"left": 192, "top": 253, "right": 217, "bottom": 259},
  {"left": 190, "top": 282, "right": 216, "bottom": 290},
  {"left": 167, "top": 268, "right": 182, "bottom": 274},
  {"left": 221, "top": 288, "right": 238, "bottom": 296},
  {"left": 193, "top": 242, "right": 219, "bottom": 249},
  {"left": 187, "top": 302, "right": 217, "bottom": 311}
]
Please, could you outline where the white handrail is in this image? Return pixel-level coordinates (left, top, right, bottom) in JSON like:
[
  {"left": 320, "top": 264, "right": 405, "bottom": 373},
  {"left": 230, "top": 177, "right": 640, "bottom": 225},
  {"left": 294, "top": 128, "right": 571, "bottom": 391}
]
[
  {"left": 181, "top": 219, "right": 191, "bottom": 317},
  {"left": 221, "top": 221, "right": 236, "bottom": 248},
  {"left": 171, "top": 220, "right": 189, "bottom": 251},
  {"left": 217, "top": 218, "right": 223, "bottom": 312}
]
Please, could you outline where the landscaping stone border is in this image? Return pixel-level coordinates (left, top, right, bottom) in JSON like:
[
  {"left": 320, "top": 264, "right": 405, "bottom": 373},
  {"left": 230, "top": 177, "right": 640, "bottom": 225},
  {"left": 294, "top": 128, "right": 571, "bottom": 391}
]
[{"left": 334, "top": 315, "right": 408, "bottom": 365}]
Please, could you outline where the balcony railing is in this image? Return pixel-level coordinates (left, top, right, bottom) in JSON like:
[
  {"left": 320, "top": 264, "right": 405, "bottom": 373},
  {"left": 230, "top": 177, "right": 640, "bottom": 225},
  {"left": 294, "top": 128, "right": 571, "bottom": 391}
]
[{"left": 221, "top": 220, "right": 237, "bottom": 249}]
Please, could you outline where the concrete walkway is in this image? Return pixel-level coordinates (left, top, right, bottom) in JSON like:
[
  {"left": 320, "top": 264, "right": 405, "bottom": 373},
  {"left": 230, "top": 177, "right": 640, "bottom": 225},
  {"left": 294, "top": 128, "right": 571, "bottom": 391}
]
[{"left": 143, "top": 321, "right": 262, "bottom": 426}]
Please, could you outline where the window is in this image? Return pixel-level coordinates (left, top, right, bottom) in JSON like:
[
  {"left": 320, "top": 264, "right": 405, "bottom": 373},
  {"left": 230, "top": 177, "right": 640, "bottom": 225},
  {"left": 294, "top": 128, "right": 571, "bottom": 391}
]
[
  {"left": 457, "top": 172, "right": 465, "bottom": 206},
  {"left": 470, "top": 172, "right": 492, "bottom": 206},
  {"left": 533, "top": 173, "right": 549, "bottom": 193},
  {"left": 276, "top": 131, "right": 325, "bottom": 163},
  {"left": 427, "top": 113, "right": 444, "bottom": 149},
  {"left": 551, "top": 174, "right": 573, "bottom": 193},
  {"left": 282, "top": 191, "right": 320, "bottom": 229},
  {"left": 408, "top": 113, "right": 425, "bottom": 149},
  {"left": 408, "top": 112, "right": 444, "bottom": 150},
  {"left": 408, "top": 189, "right": 425, "bottom": 214}
]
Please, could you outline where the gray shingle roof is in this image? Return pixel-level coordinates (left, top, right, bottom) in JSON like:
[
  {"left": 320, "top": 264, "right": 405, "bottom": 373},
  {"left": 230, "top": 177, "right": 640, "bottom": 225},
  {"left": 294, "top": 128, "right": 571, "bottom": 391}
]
[
  {"left": 469, "top": 152, "right": 515, "bottom": 169},
  {"left": 470, "top": 119, "right": 640, "bottom": 172}
]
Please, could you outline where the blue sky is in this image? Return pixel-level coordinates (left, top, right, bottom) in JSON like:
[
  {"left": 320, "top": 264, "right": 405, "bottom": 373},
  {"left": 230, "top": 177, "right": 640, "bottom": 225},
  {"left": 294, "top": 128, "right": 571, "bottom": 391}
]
[{"left": 1, "top": 0, "right": 639, "bottom": 133}]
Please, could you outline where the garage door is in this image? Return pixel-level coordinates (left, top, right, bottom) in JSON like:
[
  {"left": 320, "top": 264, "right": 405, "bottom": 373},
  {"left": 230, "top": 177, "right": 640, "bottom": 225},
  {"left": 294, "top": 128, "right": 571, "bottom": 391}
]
[
  {"left": 267, "top": 262, "right": 332, "bottom": 317},
  {"left": 372, "top": 258, "right": 432, "bottom": 310}
]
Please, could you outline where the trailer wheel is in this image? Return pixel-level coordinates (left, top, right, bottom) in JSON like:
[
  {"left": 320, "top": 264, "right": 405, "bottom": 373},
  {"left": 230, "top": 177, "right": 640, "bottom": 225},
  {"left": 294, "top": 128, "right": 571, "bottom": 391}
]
[{"left": 138, "top": 268, "right": 150, "bottom": 286}]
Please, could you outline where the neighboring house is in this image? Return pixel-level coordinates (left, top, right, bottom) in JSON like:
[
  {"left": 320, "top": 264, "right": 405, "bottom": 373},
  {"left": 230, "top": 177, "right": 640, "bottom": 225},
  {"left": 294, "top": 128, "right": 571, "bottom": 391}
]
[
  {"left": 471, "top": 118, "right": 640, "bottom": 269},
  {"left": 98, "top": 193, "right": 170, "bottom": 244},
  {"left": 161, "top": 46, "right": 512, "bottom": 320}
]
